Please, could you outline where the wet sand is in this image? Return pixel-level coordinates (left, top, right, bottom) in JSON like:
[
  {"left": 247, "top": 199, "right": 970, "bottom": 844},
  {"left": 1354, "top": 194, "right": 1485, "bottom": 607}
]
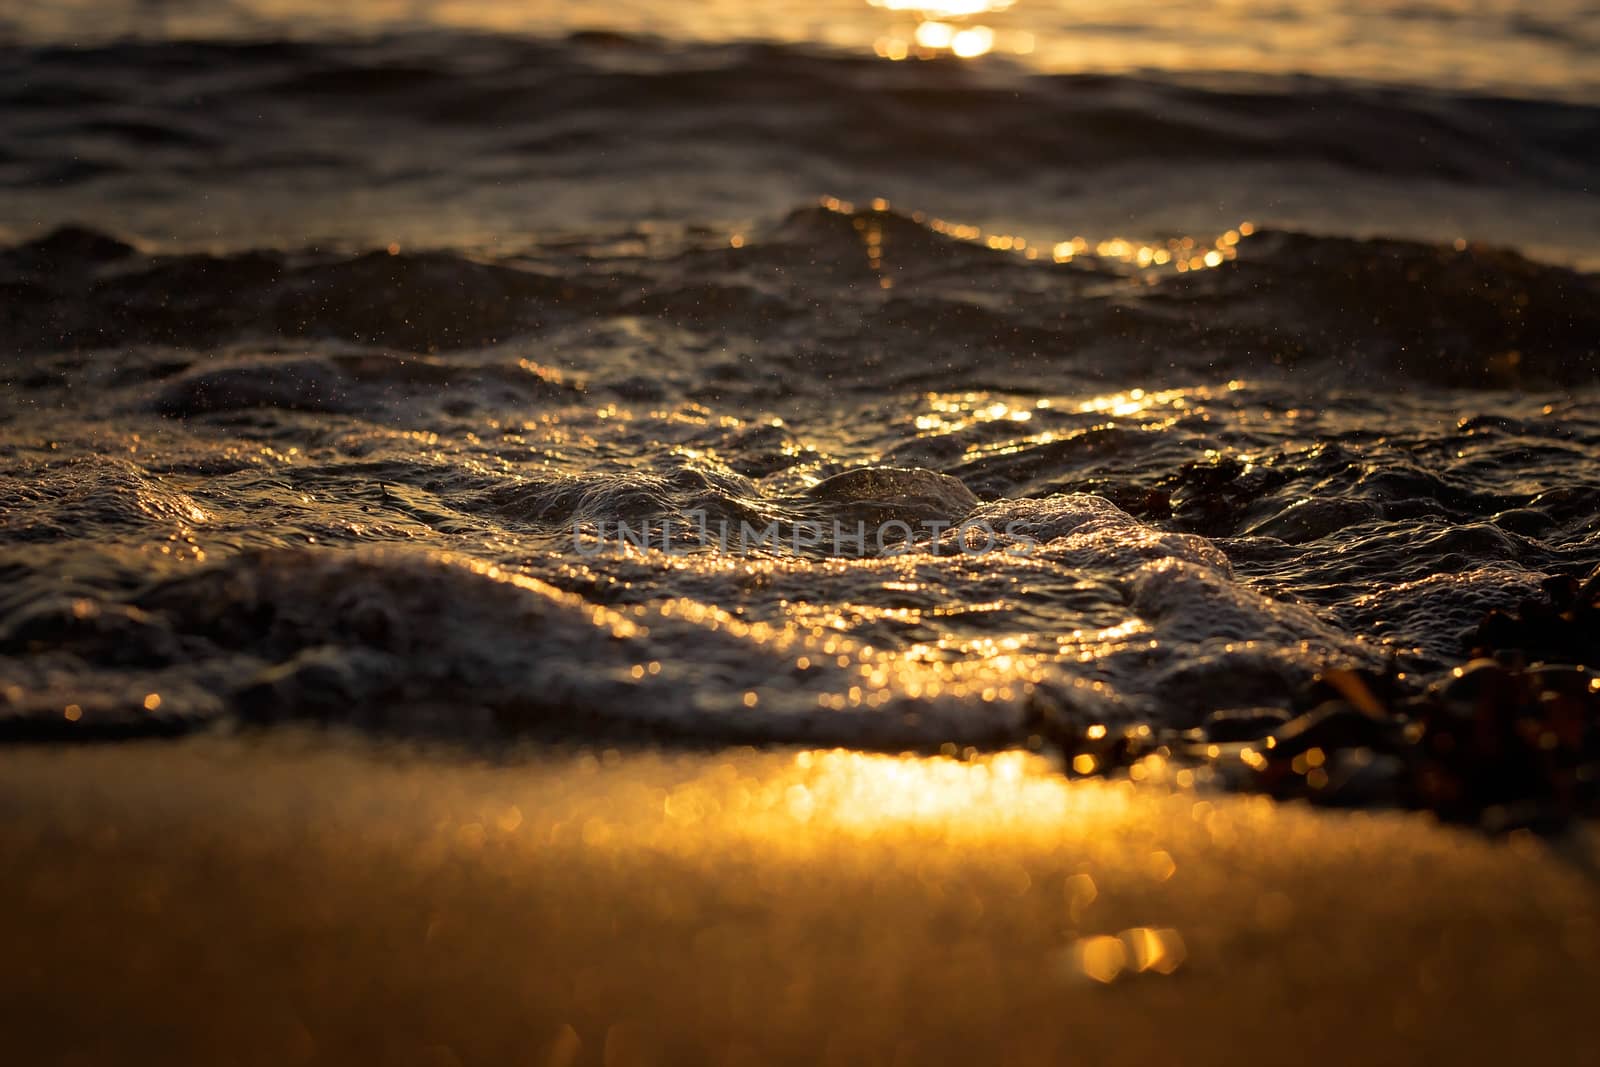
[{"left": 2, "top": 737, "right": 1596, "bottom": 1066}]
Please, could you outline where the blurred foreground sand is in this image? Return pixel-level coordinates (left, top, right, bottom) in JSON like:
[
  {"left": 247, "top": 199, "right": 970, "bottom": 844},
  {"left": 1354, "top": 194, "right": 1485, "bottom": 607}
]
[{"left": 2, "top": 737, "right": 1597, "bottom": 1065}]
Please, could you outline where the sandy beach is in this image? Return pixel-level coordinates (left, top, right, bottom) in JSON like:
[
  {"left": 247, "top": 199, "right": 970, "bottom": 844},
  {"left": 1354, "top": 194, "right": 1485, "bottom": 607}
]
[
  {"left": 4, "top": 737, "right": 1596, "bottom": 1065},
  {"left": 5, "top": 3, "right": 1600, "bottom": 1060}
]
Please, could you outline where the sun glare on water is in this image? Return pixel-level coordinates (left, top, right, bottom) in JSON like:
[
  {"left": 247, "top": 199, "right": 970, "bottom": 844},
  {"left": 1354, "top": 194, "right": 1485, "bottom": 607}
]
[
  {"left": 869, "top": 0, "right": 1026, "bottom": 59},
  {"left": 868, "top": 0, "right": 1016, "bottom": 15}
]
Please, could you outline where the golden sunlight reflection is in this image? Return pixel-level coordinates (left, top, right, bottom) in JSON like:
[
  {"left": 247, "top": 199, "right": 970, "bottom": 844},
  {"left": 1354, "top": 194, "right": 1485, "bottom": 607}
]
[
  {"left": 868, "top": 0, "right": 1015, "bottom": 16},
  {"left": 820, "top": 194, "right": 1256, "bottom": 277},
  {"left": 905, "top": 386, "right": 1207, "bottom": 458},
  {"left": 1068, "top": 926, "right": 1188, "bottom": 982},
  {"left": 869, "top": 0, "right": 1018, "bottom": 59},
  {"left": 878, "top": 28, "right": 983, "bottom": 60},
  {"left": 736, "top": 748, "right": 1197, "bottom": 841},
  {"left": 913, "top": 392, "right": 1040, "bottom": 435},
  {"left": 913, "top": 20, "right": 954, "bottom": 48},
  {"left": 787, "top": 748, "right": 1060, "bottom": 824},
  {"left": 950, "top": 25, "right": 996, "bottom": 57},
  {"left": 618, "top": 748, "right": 1189, "bottom": 854},
  {"left": 652, "top": 748, "right": 1193, "bottom": 983}
]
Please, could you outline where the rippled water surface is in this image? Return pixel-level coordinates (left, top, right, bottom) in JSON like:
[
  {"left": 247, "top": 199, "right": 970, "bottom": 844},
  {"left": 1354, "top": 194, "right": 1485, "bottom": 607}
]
[
  {"left": 9, "top": 0, "right": 1600, "bottom": 98},
  {"left": 1, "top": 10, "right": 1597, "bottom": 751}
]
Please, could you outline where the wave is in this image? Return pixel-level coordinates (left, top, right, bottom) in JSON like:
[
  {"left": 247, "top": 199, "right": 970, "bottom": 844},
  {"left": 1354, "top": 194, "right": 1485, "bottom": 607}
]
[
  {"left": 2, "top": 34, "right": 1598, "bottom": 762},
  {"left": 5, "top": 208, "right": 1596, "bottom": 387},
  {"left": 2, "top": 33, "right": 1595, "bottom": 190},
  {"left": 0, "top": 503, "right": 1372, "bottom": 745}
]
